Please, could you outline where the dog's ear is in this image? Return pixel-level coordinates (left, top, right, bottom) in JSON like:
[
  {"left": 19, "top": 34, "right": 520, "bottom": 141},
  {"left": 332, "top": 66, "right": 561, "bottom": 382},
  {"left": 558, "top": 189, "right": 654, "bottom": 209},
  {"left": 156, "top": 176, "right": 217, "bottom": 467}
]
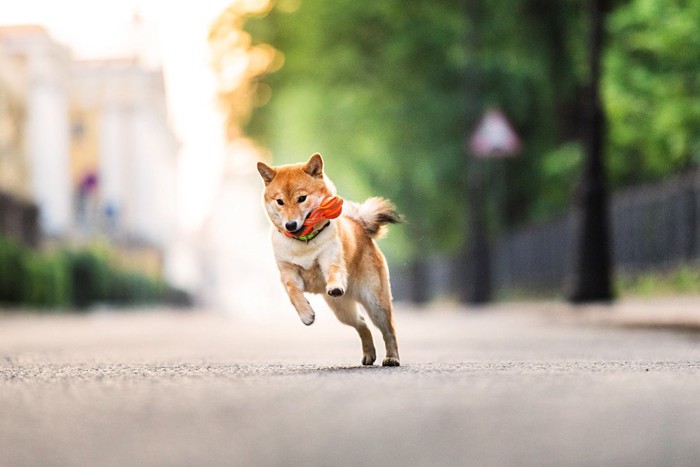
[
  {"left": 304, "top": 153, "right": 324, "bottom": 178},
  {"left": 257, "top": 162, "right": 277, "bottom": 185}
]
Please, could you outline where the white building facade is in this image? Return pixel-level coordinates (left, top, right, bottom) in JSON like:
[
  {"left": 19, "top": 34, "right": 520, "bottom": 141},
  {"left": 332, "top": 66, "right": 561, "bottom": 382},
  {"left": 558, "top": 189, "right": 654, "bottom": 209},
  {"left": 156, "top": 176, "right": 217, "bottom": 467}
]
[
  {"left": 0, "top": 26, "right": 73, "bottom": 237},
  {"left": 72, "top": 60, "right": 179, "bottom": 249}
]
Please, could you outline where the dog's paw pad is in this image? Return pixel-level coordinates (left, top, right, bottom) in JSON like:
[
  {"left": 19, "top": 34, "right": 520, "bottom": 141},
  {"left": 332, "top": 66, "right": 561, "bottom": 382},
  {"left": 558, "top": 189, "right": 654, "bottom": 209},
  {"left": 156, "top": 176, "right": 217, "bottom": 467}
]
[
  {"left": 382, "top": 357, "right": 400, "bottom": 367},
  {"left": 361, "top": 354, "right": 376, "bottom": 366},
  {"left": 327, "top": 287, "right": 344, "bottom": 297}
]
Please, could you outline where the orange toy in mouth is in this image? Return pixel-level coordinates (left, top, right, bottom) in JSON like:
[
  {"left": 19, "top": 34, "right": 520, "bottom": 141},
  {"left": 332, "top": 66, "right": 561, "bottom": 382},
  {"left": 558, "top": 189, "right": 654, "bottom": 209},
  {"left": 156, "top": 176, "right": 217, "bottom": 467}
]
[{"left": 283, "top": 196, "right": 344, "bottom": 240}]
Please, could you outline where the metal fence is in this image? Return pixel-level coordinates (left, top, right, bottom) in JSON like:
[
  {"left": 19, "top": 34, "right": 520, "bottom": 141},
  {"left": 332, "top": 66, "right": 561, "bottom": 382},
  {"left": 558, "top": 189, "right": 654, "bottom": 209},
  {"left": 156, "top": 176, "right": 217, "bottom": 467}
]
[
  {"left": 492, "top": 214, "right": 572, "bottom": 295},
  {"left": 492, "top": 169, "right": 699, "bottom": 295},
  {"left": 610, "top": 172, "right": 699, "bottom": 272},
  {"left": 393, "top": 169, "right": 699, "bottom": 301}
]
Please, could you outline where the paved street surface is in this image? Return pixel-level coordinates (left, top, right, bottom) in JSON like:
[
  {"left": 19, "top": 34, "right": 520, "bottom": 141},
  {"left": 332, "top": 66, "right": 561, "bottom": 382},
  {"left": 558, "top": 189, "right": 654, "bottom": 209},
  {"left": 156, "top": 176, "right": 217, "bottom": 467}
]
[{"left": 2, "top": 299, "right": 700, "bottom": 467}]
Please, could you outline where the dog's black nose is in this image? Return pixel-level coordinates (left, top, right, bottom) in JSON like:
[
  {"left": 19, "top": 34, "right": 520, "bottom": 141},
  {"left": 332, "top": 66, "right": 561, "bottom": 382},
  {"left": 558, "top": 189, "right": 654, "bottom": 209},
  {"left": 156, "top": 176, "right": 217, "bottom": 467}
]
[{"left": 285, "top": 221, "right": 298, "bottom": 232}]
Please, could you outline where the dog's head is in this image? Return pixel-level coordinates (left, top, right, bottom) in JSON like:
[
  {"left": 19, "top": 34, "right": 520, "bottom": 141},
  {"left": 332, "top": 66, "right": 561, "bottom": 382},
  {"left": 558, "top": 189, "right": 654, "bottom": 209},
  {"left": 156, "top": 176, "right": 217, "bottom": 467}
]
[{"left": 257, "top": 153, "right": 336, "bottom": 235}]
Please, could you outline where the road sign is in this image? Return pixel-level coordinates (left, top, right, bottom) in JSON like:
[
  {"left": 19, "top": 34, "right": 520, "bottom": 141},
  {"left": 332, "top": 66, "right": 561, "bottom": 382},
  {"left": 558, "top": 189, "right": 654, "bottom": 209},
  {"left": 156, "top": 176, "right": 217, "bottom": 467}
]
[{"left": 469, "top": 109, "right": 520, "bottom": 158}]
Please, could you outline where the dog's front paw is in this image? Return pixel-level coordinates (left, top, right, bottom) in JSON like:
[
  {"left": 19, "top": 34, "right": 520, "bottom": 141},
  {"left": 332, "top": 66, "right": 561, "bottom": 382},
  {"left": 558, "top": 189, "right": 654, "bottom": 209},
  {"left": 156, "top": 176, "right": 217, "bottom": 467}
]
[
  {"left": 299, "top": 310, "right": 315, "bottom": 326},
  {"left": 326, "top": 285, "right": 345, "bottom": 297}
]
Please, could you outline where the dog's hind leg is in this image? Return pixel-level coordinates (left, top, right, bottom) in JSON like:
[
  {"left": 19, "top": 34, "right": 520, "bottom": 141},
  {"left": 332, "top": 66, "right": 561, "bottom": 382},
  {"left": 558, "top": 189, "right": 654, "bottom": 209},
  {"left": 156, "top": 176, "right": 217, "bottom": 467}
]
[
  {"left": 359, "top": 290, "right": 400, "bottom": 367},
  {"left": 324, "top": 296, "right": 376, "bottom": 366}
]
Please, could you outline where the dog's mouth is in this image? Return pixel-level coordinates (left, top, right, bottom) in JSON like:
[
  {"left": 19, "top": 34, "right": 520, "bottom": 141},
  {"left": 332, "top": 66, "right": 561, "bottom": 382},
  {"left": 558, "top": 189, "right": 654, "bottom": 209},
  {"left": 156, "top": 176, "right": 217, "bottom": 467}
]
[
  {"left": 289, "top": 225, "right": 305, "bottom": 235},
  {"left": 284, "top": 209, "right": 317, "bottom": 236},
  {"left": 287, "top": 213, "right": 310, "bottom": 235}
]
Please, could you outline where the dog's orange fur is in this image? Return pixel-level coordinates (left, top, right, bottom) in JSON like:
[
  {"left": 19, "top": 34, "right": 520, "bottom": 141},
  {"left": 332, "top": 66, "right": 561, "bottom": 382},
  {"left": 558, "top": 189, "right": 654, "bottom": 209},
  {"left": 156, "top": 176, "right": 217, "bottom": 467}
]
[{"left": 257, "top": 153, "right": 401, "bottom": 366}]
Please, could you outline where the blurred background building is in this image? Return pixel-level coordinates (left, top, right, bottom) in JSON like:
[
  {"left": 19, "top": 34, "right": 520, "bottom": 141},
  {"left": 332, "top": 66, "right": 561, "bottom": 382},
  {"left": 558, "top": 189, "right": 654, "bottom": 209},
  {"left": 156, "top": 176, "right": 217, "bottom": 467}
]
[
  {"left": 0, "top": 25, "right": 72, "bottom": 239},
  {"left": 70, "top": 58, "right": 179, "bottom": 277},
  {"left": 0, "top": 25, "right": 179, "bottom": 280},
  {"left": 0, "top": 4, "right": 281, "bottom": 314},
  {"left": 0, "top": 36, "right": 37, "bottom": 247}
]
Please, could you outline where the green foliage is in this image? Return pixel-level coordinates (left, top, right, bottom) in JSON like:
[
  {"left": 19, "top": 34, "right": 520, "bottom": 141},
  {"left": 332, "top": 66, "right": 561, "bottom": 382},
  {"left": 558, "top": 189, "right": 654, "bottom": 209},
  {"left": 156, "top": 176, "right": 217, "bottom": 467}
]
[
  {"left": 236, "top": 0, "right": 698, "bottom": 263},
  {"left": 616, "top": 266, "right": 700, "bottom": 297},
  {"left": 61, "top": 248, "right": 173, "bottom": 309},
  {"left": 530, "top": 143, "right": 584, "bottom": 222},
  {"left": 243, "top": 0, "right": 590, "bottom": 261},
  {"left": 247, "top": 1, "right": 465, "bottom": 260},
  {"left": 106, "top": 269, "right": 166, "bottom": 306},
  {"left": 604, "top": 0, "right": 700, "bottom": 186},
  {"left": 0, "top": 234, "right": 184, "bottom": 311},
  {"left": 0, "top": 235, "right": 27, "bottom": 303},
  {"left": 21, "top": 252, "right": 70, "bottom": 307},
  {"left": 63, "top": 249, "right": 111, "bottom": 308}
]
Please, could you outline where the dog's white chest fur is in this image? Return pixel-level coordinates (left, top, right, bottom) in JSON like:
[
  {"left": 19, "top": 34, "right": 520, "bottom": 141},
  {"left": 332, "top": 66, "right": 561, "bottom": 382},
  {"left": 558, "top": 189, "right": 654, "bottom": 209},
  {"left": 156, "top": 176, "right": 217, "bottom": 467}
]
[{"left": 271, "top": 225, "right": 337, "bottom": 270}]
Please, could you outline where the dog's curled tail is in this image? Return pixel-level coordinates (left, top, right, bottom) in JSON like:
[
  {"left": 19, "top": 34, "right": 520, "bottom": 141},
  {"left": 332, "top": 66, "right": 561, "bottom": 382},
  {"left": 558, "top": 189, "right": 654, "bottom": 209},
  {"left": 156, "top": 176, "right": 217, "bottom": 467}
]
[{"left": 345, "top": 197, "right": 402, "bottom": 239}]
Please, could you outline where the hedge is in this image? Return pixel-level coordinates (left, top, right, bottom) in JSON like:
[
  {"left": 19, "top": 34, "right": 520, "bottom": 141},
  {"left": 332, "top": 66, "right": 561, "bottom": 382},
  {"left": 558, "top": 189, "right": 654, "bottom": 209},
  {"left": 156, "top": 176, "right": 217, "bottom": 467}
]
[{"left": 0, "top": 235, "right": 189, "bottom": 310}]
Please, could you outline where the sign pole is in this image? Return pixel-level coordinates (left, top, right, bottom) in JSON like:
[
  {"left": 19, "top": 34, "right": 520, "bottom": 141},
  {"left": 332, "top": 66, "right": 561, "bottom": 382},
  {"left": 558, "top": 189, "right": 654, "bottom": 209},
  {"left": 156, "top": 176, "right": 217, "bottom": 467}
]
[
  {"left": 465, "top": 109, "right": 520, "bottom": 304},
  {"left": 465, "top": 158, "right": 492, "bottom": 303}
]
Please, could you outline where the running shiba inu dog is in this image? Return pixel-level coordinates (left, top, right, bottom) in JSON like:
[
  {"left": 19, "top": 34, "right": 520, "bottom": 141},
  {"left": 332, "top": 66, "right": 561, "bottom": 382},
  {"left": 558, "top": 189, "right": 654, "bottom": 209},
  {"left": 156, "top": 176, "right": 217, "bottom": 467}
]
[{"left": 257, "top": 153, "right": 401, "bottom": 366}]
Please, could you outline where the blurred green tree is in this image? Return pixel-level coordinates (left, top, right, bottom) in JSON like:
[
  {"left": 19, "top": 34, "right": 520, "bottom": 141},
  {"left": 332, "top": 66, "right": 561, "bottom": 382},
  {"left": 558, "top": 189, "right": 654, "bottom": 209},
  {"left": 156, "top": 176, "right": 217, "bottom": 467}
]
[
  {"left": 210, "top": 0, "right": 698, "bottom": 300},
  {"left": 238, "top": 1, "right": 588, "bottom": 246},
  {"left": 604, "top": 0, "right": 700, "bottom": 185},
  {"left": 243, "top": 1, "right": 468, "bottom": 264}
]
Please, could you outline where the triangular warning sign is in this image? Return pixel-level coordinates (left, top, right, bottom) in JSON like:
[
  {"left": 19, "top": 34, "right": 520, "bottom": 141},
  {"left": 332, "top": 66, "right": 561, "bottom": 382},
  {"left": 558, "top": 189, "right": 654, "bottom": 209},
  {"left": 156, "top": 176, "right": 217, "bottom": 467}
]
[{"left": 469, "top": 109, "right": 520, "bottom": 158}]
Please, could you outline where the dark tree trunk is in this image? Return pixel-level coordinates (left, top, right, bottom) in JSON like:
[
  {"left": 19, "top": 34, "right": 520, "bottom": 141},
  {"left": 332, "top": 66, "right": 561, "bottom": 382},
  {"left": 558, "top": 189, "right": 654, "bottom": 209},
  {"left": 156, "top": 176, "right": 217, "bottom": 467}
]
[{"left": 567, "top": 0, "right": 613, "bottom": 303}]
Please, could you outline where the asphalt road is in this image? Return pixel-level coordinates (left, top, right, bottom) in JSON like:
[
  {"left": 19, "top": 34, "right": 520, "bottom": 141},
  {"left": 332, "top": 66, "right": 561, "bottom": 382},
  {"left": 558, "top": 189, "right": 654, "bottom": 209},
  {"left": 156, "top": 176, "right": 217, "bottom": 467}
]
[{"left": 2, "top": 301, "right": 700, "bottom": 467}]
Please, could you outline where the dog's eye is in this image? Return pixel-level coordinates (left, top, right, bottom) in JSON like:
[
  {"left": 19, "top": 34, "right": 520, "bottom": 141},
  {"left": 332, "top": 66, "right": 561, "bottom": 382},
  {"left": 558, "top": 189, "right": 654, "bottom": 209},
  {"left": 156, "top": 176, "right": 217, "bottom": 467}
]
[
  {"left": 276, "top": 199, "right": 284, "bottom": 206},
  {"left": 297, "top": 195, "right": 307, "bottom": 203}
]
